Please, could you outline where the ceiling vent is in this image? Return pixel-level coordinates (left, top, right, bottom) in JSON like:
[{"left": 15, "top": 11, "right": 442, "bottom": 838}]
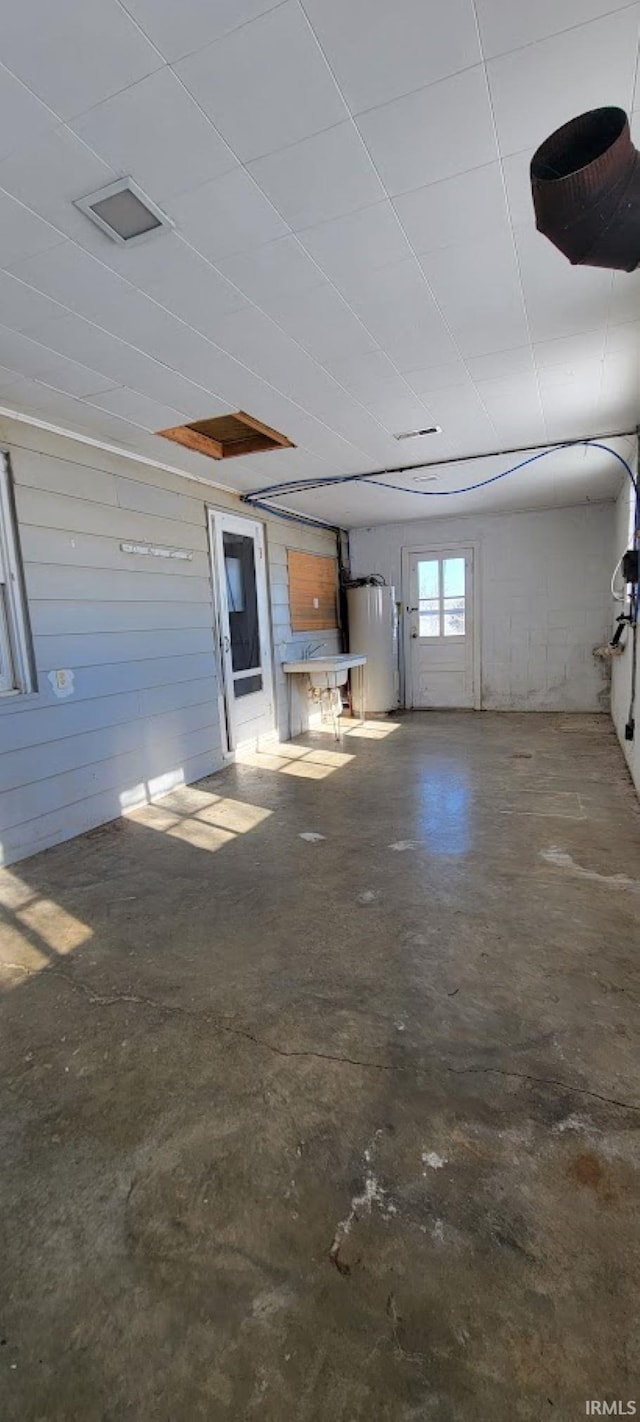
[
  {"left": 394, "top": 426, "right": 442, "bottom": 440},
  {"left": 531, "top": 107, "right": 640, "bottom": 271},
  {"left": 157, "top": 411, "right": 296, "bottom": 460},
  {"left": 75, "top": 178, "right": 173, "bottom": 245}
]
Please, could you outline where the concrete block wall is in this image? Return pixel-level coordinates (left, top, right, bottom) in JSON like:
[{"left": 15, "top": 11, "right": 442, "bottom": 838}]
[
  {"left": 350, "top": 501, "right": 615, "bottom": 712},
  {"left": 0, "top": 417, "right": 338, "bottom": 865}
]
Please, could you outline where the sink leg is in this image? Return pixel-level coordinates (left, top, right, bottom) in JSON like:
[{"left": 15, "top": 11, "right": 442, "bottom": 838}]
[{"left": 353, "top": 665, "right": 365, "bottom": 723}]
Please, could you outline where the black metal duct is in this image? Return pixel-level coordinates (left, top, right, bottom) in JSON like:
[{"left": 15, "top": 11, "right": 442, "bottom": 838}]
[{"left": 530, "top": 106, "right": 640, "bottom": 271}]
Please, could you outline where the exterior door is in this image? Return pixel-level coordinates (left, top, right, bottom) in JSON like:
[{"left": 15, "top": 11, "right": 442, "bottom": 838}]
[
  {"left": 405, "top": 547, "right": 475, "bottom": 708},
  {"left": 209, "top": 510, "right": 275, "bottom": 751}
]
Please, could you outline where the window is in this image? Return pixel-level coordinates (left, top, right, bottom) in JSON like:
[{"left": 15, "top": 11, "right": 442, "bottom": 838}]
[
  {"left": 0, "top": 454, "right": 35, "bottom": 696},
  {"left": 418, "top": 556, "right": 466, "bottom": 638}
]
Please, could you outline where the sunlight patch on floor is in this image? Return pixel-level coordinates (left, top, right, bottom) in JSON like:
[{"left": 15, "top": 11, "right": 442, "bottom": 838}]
[
  {"left": 0, "top": 868, "right": 93, "bottom": 991},
  {"left": 128, "top": 789, "right": 272, "bottom": 854},
  {"left": 236, "top": 743, "right": 354, "bottom": 778}
]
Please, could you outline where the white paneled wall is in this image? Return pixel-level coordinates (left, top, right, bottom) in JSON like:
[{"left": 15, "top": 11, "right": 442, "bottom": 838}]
[
  {"left": 350, "top": 502, "right": 615, "bottom": 712},
  {"left": 0, "top": 418, "right": 338, "bottom": 865},
  {"left": 611, "top": 478, "right": 640, "bottom": 797}
]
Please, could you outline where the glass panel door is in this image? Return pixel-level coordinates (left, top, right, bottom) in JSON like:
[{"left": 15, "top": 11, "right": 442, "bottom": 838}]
[
  {"left": 223, "top": 531, "right": 263, "bottom": 700},
  {"left": 209, "top": 511, "right": 275, "bottom": 753}
]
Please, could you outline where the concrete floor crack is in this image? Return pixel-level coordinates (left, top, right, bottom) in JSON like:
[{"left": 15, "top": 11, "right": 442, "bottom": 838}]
[
  {"left": 35, "top": 966, "right": 640, "bottom": 1115},
  {"left": 447, "top": 1065, "right": 640, "bottom": 1114}
]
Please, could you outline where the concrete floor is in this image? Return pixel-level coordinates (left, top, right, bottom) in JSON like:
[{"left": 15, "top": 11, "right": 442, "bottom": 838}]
[{"left": 1, "top": 711, "right": 639, "bottom": 1421}]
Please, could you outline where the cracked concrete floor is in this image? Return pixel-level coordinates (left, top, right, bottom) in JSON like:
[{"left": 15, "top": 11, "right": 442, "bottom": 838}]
[{"left": 1, "top": 711, "right": 639, "bottom": 1421}]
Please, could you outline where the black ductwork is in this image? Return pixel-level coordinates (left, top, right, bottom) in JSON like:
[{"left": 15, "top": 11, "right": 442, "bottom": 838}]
[{"left": 530, "top": 106, "right": 640, "bottom": 271}]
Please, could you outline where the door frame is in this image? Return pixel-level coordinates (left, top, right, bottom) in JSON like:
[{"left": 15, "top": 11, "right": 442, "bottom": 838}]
[
  {"left": 400, "top": 540, "right": 481, "bottom": 710},
  {"left": 207, "top": 507, "right": 276, "bottom": 757}
]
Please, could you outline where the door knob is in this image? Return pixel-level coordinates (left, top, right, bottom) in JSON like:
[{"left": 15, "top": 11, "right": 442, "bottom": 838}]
[{"left": 410, "top": 630, "right": 418, "bottom": 639}]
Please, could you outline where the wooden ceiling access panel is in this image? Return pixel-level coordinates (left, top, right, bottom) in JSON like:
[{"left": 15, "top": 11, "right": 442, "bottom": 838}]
[
  {"left": 288, "top": 550, "right": 339, "bottom": 632},
  {"left": 157, "top": 410, "right": 295, "bottom": 460}
]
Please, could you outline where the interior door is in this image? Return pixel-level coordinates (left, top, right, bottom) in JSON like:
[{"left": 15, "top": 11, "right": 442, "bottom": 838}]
[
  {"left": 209, "top": 510, "right": 275, "bottom": 751},
  {"left": 405, "top": 548, "right": 475, "bottom": 708}
]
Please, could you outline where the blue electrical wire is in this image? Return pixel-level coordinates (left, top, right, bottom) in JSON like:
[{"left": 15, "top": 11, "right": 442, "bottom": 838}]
[{"left": 243, "top": 438, "right": 638, "bottom": 533}]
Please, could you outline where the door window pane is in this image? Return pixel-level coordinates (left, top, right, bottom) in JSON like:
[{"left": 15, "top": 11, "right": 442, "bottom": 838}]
[
  {"left": 420, "top": 613, "right": 440, "bottom": 637},
  {"left": 443, "top": 598, "right": 465, "bottom": 636},
  {"left": 223, "top": 532, "right": 261, "bottom": 673},
  {"left": 443, "top": 557, "right": 465, "bottom": 598},
  {"left": 225, "top": 556, "right": 245, "bottom": 612},
  {"left": 235, "top": 673, "right": 263, "bottom": 698},
  {"left": 418, "top": 560, "right": 439, "bottom": 599}
]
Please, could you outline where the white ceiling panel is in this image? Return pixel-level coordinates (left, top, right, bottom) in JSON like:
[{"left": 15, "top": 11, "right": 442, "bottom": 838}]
[
  {"left": 175, "top": 2, "right": 347, "bottom": 162},
  {"left": 501, "top": 149, "right": 535, "bottom": 227},
  {"left": 0, "top": 191, "right": 64, "bottom": 269},
  {"left": 88, "top": 385, "right": 193, "bottom": 431},
  {"left": 299, "top": 201, "right": 410, "bottom": 296},
  {"left": 487, "top": 7, "right": 640, "bottom": 159},
  {"left": 608, "top": 269, "right": 640, "bottom": 327},
  {"left": 474, "top": 372, "right": 547, "bottom": 442},
  {"left": 0, "top": 0, "right": 162, "bottom": 121},
  {"left": 0, "top": 126, "right": 117, "bottom": 245},
  {"left": 325, "top": 349, "right": 433, "bottom": 426},
  {"left": 71, "top": 68, "right": 236, "bottom": 205},
  {"left": 0, "top": 325, "right": 117, "bottom": 397},
  {"left": 0, "top": 65, "right": 57, "bottom": 163},
  {"left": 419, "top": 232, "right": 530, "bottom": 356},
  {"left": 533, "top": 330, "right": 608, "bottom": 370},
  {"left": 0, "top": 271, "right": 67, "bottom": 335},
  {"left": 248, "top": 121, "right": 384, "bottom": 231},
  {"left": 403, "top": 361, "right": 469, "bottom": 395},
  {"left": 217, "top": 236, "right": 325, "bottom": 314},
  {"left": 466, "top": 346, "right": 535, "bottom": 381},
  {"left": 262, "top": 283, "right": 378, "bottom": 363},
  {"left": 301, "top": 0, "right": 481, "bottom": 114},
  {"left": 22, "top": 313, "right": 229, "bottom": 418},
  {"left": 357, "top": 66, "right": 496, "bottom": 197},
  {"left": 120, "top": 0, "right": 282, "bottom": 63},
  {"left": 171, "top": 168, "right": 288, "bottom": 264},
  {"left": 515, "top": 222, "right": 614, "bottom": 342},
  {"left": 606, "top": 320, "right": 640, "bottom": 355},
  {"left": 92, "top": 234, "right": 246, "bottom": 329},
  {"left": 0, "top": 364, "right": 32, "bottom": 395},
  {"left": 394, "top": 162, "right": 510, "bottom": 255},
  {"left": 476, "top": 0, "right": 633, "bottom": 61}
]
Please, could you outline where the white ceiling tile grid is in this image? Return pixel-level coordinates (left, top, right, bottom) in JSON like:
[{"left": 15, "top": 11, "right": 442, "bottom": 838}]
[
  {"left": 0, "top": 0, "right": 637, "bottom": 525},
  {"left": 174, "top": 1, "right": 347, "bottom": 161},
  {"left": 70, "top": 67, "right": 237, "bottom": 204},
  {"left": 0, "top": 0, "right": 163, "bottom": 121},
  {"left": 248, "top": 120, "right": 385, "bottom": 231}
]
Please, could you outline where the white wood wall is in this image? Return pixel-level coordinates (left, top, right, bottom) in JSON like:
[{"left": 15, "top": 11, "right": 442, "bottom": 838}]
[{"left": 0, "top": 418, "right": 339, "bottom": 865}]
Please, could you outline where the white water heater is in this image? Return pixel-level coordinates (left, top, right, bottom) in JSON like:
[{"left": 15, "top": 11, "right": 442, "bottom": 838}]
[{"left": 347, "top": 584, "right": 399, "bottom": 713}]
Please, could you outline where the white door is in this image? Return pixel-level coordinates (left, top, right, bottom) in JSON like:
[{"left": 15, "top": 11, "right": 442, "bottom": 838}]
[
  {"left": 405, "top": 548, "right": 475, "bottom": 708},
  {"left": 209, "top": 510, "right": 275, "bottom": 751}
]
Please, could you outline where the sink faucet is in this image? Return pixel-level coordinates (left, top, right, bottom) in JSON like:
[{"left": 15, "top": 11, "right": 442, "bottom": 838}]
[{"left": 302, "top": 641, "right": 325, "bottom": 660}]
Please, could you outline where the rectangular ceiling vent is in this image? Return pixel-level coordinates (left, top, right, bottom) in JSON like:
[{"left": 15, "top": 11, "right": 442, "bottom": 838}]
[
  {"left": 158, "top": 411, "right": 296, "bottom": 460},
  {"left": 75, "top": 178, "right": 173, "bottom": 245}
]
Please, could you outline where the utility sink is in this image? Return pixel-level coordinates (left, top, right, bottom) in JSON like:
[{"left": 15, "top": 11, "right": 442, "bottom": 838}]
[{"left": 282, "top": 652, "right": 367, "bottom": 689}]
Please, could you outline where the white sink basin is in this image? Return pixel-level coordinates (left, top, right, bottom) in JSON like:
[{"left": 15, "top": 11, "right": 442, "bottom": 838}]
[{"left": 282, "top": 652, "right": 367, "bottom": 689}]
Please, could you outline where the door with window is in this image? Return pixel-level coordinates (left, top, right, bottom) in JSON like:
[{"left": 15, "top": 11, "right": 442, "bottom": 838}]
[
  {"left": 405, "top": 548, "right": 475, "bottom": 708},
  {"left": 209, "top": 511, "right": 275, "bottom": 751}
]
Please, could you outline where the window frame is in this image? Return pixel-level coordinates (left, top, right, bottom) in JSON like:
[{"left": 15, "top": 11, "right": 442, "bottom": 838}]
[{"left": 0, "top": 451, "right": 36, "bottom": 697}]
